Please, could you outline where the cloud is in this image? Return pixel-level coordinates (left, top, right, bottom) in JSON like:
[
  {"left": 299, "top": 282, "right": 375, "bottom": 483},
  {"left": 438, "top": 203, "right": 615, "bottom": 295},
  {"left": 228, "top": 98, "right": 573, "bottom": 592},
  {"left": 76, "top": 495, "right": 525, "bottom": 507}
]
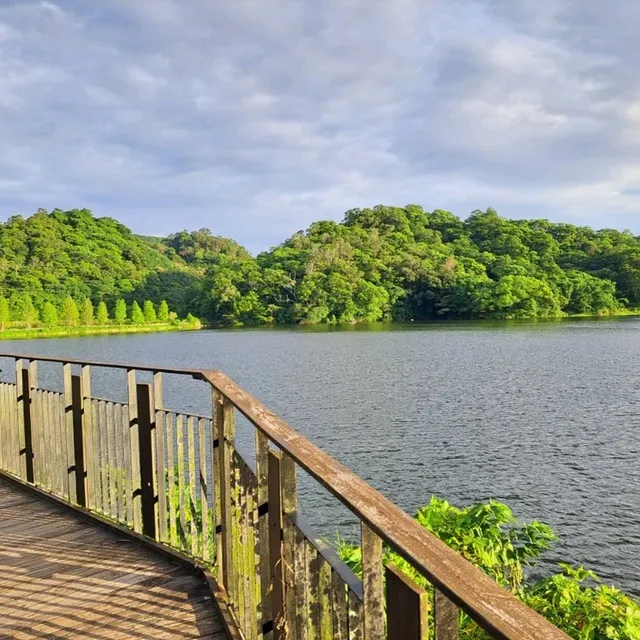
[{"left": 1, "top": 0, "right": 640, "bottom": 252}]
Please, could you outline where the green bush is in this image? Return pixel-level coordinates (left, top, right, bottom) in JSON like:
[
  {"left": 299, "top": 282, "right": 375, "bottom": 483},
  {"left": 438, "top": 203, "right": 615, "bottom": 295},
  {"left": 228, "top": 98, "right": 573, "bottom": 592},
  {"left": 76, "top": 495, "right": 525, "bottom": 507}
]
[{"left": 336, "top": 497, "right": 640, "bottom": 639}]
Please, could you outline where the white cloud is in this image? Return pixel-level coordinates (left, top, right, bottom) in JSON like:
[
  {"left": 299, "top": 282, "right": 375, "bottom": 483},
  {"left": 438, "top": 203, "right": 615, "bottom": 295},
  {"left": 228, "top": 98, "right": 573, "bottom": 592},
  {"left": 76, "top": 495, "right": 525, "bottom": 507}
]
[{"left": 0, "top": 0, "right": 639, "bottom": 251}]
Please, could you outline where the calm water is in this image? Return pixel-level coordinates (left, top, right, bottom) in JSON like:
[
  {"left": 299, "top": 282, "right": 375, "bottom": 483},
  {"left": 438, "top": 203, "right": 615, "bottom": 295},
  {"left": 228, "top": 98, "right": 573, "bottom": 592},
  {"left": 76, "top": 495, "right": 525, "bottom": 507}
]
[{"left": 1, "top": 318, "right": 639, "bottom": 596}]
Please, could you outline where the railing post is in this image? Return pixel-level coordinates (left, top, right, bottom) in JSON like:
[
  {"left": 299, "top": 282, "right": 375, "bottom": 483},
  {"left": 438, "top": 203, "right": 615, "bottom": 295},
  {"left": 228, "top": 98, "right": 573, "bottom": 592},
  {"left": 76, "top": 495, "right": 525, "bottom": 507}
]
[
  {"left": 435, "top": 590, "right": 459, "bottom": 640},
  {"left": 362, "top": 524, "right": 384, "bottom": 640},
  {"left": 136, "top": 383, "right": 156, "bottom": 540},
  {"left": 386, "top": 564, "right": 428, "bottom": 640},
  {"left": 20, "top": 367, "right": 34, "bottom": 484},
  {"left": 281, "top": 453, "right": 298, "bottom": 640},
  {"left": 69, "top": 374, "right": 87, "bottom": 508},
  {"left": 219, "top": 396, "right": 236, "bottom": 599},
  {"left": 127, "top": 369, "right": 142, "bottom": 532},
  {"left": 268, "top": 450, "right": 284, "bottom": 640}
]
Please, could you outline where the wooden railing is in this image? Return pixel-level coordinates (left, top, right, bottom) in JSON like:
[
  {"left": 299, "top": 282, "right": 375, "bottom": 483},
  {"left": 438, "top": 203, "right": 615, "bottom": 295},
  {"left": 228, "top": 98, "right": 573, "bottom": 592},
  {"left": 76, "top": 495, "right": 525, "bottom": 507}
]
[{"left": 0, "top": 353, "right": 569, "bottom": 640}]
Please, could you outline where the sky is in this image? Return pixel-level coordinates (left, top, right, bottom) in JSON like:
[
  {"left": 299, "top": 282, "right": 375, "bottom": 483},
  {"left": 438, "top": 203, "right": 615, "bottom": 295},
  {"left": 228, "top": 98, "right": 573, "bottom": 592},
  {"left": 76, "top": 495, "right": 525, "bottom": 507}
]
[{"left": 1, "top": 0, "right": 640, "bottom": 253}]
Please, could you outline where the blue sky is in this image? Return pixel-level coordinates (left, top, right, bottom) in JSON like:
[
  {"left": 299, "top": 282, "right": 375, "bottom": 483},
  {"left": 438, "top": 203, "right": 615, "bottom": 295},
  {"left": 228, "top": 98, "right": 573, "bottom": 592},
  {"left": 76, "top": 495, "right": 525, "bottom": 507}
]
[{"left": 1, "top": 0, "right": 640, "bottom": 253}]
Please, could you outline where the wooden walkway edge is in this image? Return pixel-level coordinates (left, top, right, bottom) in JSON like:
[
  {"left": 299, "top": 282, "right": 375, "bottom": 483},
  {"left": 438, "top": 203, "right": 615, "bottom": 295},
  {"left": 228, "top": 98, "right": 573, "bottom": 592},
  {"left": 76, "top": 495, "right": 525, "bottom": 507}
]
[{"left": 0, "top": 477, "right": 228, "bottom": 640}]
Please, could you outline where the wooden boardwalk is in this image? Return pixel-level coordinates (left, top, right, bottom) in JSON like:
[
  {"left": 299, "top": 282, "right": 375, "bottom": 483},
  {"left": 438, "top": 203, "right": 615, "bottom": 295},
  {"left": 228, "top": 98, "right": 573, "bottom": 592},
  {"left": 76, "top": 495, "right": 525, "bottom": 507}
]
[{"left": 0, "top": 478, "right": 227, "bottom": 640}]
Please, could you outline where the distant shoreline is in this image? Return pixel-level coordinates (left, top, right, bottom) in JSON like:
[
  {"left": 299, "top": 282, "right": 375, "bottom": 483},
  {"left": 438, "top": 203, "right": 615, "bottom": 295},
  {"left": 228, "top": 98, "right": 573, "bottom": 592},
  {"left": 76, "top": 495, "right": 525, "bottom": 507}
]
[{"left": 0, "top": 322, "right": 201, "bottom": 341}]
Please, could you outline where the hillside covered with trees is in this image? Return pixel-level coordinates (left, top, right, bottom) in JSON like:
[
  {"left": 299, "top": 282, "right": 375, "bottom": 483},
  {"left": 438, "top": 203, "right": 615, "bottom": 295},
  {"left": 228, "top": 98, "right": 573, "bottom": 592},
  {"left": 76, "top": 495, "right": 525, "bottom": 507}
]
[{"left": 2, "top": 206, "right": 640, "bottom": 328}]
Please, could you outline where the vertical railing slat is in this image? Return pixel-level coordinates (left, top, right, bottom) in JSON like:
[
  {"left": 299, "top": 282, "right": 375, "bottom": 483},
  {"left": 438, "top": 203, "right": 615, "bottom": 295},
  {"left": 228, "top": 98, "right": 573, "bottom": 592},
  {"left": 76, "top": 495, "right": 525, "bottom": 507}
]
[
  {"left": 127, "top": 369, "right": 142, "bottom": 533},
  {"left": 199, "top": 417, "right": 211, "bottom": 561},
  {"left": 386, "top": 564, "right": 429, "bottom": 640},
  {"left": 348, "top": 593, "right": 364, "bottom": 640},
  {"left": 256, "top": 430, "right": 271, "bottom": 631},
  {"left": 187, "top": 416, "right": 198, "bottom": 556},
  {"left": 106, "top": 402, "right": 117, "bottom": 519},
  {"left": 115, "top": 402, "right": 125, "bottom": 523},
  {"left": 281, "top": 453, "right": 298, "bottom": 640},
  {"left": 99, "top": 401, "right": 109, "bottom": 515},
  {"left": 435, "top": 590, "right": 459, "bottom": 640},
  {"left": 70, "top": 375, "right": 86, "bottom": 507},
  {"left": 332, "top": 571, "right": 349, "bottom": 640},
  {"left": 166, "top": 412, "right": 178, "bottom": 547},
  {"left": 154, "top": 372, "right": 168, "bottom": 544},
  {"left": 362, "top": 524, "right": 384, "bottom": 640},
  {"left": 219, "top": 396, "right": 236, "bottom": 602},
  {"left": 136, "top": 383, "right": 157, "bottom": 540},
  {"left": 268, "top": 450, "right": 285, "bottom": 640}
]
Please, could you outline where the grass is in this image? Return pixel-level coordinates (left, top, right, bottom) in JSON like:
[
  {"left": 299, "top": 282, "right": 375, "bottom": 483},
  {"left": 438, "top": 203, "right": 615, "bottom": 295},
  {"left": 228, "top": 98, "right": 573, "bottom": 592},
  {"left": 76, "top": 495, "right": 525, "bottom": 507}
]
[{"left": 0, "top": 322, "right": 202, "bottom": 341}]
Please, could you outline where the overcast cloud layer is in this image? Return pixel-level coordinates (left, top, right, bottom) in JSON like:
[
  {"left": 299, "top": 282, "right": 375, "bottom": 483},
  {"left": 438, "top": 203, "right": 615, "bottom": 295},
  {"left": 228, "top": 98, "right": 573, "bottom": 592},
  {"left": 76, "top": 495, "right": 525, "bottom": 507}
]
[{"left": 1, "top": 0, "right": 640, "bottom": 251}]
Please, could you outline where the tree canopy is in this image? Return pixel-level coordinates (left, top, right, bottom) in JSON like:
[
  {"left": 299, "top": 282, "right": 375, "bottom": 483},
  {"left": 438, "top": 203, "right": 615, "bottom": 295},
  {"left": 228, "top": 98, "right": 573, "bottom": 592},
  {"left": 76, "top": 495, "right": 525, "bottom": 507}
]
[{"left": 2, "top": 206, "right": 640, "bottom": 326}]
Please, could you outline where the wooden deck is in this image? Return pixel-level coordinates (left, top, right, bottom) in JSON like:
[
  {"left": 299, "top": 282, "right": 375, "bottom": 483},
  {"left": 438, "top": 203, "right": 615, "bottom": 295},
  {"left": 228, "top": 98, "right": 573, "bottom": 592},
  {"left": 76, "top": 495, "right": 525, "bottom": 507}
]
[{"left": 0, "top": 478, "right": 227, "bottom": 640}]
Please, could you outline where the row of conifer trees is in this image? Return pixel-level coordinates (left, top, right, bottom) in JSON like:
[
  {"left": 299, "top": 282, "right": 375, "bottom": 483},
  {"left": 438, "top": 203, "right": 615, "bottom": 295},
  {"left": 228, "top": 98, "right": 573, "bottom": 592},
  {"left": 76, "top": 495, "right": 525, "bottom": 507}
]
[{"left": 0, "top": 297, "right": 174, "bottom": 330}]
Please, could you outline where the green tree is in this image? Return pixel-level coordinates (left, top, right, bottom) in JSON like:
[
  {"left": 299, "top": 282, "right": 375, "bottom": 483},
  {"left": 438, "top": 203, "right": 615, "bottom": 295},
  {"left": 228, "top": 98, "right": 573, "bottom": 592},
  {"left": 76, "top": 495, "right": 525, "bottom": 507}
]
[
  {"left": 114, "top": 299, "right": 127, "bottom": 324},
  {"left": 96, "top": 301, "right": 109, "bottom": 325},
  {"left": 41, "top": 302, "right": 58, "bottom": 328},
  {"left": 63, "top": 297, "right": 80, "bottom": 326},
  {"left": 81, "top": 298, "right": 94, "bottom": 325},
  {"left": 158, "top": 300, "right": 170, "bottom": 323},
  {"left": 0, "top": 296, "right": 10, "bottom": 330},
  {"left": 143, "top": 300, "right": 157, "bottom": 323},
  {"left": 130, "top": 301, "right": 144, "bottom": 325},
  {"left": 23, "top": 295, "right": 38, "bottom": 328}
]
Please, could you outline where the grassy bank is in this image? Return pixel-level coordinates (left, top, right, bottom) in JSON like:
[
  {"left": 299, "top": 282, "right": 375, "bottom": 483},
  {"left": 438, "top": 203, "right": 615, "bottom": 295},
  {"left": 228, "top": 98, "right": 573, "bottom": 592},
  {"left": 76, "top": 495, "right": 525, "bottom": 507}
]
[{"left": 0, "top": 322, "right": 201, "bottom": 341}]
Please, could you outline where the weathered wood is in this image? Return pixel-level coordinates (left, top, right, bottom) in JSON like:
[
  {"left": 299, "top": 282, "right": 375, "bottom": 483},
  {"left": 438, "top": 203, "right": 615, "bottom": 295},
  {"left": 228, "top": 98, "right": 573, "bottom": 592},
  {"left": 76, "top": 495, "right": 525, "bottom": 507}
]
[
  {"left": 99, "top": 401, "right": 110, "bottom": 515},
  {"left": 435, "top": 589, "right": 459, "bottom": 640},
  {"left": 153, "top": 372, "right": 167, "bottom": 544},
  {"left": 69, "top": 374, "right": 86, "bottom": 508},
  {"left": 136, "top": 383, "right": 156, "bottom": 540},
  {"left": 82, "top": 365, "right": 96, "bottom": 512},
  {"left": 318, "top": 557, "right": 333, "bottom": 640},
  {"left": 0, "top": 475, "right": 226, "bottom": 639},
  {"left": 332, "top": 571, "right": 349, "bottom": 640},
  {"left": 114, "top": 402, "right": 126, "bottom": 523},
  {"left": 187, "top": 415, "right": 199, "bottom": 556},
  {"left": 177, "top": 413, "right": 187, "bottom": 549},
  {"left": 205, "top": 371, "right": 569, "bottom": 640},
  {"left": 213, "top": 389, "right": 224, "bottom": 577},
  {"left": 105, "top": 402, "right": 117, "bottom": 519},
  {"left": 198, "top": 417, "right": 211, "bottom": 562},
  {"left": 281, "top": 453, "right": 298, "bottom": 640},
  {"left": 256, "top": 429, "right": 271, "bottom": 630},
  {"left": 166, "top": 412, "right": 178, "bottom": 547},
  {"left": 386, "top": 564, "right": 429, "bottom": 640},
  {"left": 123, "top": 404, "right": 134, "bottom": 527},
  {"left": 20, "top": 368, "right": 34, "bottom": 484},
  {"left": 361, "top": 524, "right": 384, "bottom": 640},
  {"left": 293, "top": 526, "right": 309, "bottom": 640},
  {"left": 220, "top": 397, "right": 236, "bottom": 601},
  {"left": 127, "top": 369, "right": 142, "bottom": 533},
  {"left": 348, "top": 593, "right": 363, "bottom": 640},
  {"left": 307, "top": 544, "right": 320, "bottom": 640},
  {"left": 268, "top": 450, "right": 285, "bottom": 640}
]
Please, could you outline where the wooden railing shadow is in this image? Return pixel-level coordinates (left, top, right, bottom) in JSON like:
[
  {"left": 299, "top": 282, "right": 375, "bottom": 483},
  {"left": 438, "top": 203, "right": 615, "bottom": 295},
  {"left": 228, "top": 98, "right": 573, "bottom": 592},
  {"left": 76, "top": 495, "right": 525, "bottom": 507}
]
[{"left": 0, "top": 352, "right": 571, "bottom": 640}]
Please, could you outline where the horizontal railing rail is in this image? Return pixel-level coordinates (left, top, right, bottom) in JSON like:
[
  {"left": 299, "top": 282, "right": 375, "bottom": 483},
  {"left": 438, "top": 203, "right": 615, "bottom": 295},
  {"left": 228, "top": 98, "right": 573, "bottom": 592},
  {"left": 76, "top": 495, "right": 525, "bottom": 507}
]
[{"left": 0, "top": 353, "right": 570, "bottom": 640}]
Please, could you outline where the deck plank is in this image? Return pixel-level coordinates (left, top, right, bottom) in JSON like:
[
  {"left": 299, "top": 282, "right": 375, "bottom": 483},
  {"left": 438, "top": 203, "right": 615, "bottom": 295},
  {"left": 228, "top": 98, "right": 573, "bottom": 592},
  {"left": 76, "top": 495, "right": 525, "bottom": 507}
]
[{"left": 0, "top": 478, "right": 227, "bottom": 639}]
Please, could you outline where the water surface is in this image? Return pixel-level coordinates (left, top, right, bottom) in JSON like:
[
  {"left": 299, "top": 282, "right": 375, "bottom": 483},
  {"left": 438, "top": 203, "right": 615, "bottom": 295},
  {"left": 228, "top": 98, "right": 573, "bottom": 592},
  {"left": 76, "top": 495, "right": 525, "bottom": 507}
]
[{"left": 2, "top": 318, "right": 639, "bottom": 596}]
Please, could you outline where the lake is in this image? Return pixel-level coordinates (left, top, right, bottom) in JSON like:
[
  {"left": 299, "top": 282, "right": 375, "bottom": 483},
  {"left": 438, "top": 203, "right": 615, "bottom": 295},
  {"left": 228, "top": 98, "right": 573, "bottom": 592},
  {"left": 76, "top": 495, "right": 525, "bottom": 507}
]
[{"left": 1, "top": 318, "right": 639, "bottom": 597}]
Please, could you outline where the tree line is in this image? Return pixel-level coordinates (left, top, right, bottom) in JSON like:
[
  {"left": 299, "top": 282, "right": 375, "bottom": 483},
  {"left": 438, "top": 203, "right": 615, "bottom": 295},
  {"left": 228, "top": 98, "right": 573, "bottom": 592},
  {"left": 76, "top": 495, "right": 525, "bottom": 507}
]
[
  {"left": 0, "top": 295, "right": 175, "bottom": 330},
  {"left": 2, "top": 207, "right": 640, "bottom": 326}
]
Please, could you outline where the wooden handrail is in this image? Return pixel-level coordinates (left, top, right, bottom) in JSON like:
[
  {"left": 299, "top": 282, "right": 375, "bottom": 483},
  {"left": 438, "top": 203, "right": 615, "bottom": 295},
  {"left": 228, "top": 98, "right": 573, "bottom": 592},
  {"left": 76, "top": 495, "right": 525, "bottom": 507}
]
[
  {"left": 0, "top": 352, "right": 206, "bottom": 378},
  {"left": 204, "top": 370, "right": 569, "bottom": 640}
]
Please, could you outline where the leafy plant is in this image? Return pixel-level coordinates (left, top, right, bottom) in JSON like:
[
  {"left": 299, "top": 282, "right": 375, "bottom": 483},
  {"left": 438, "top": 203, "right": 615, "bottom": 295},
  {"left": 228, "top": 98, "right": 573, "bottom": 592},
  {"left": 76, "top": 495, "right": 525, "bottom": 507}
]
[{"left": 336, "top": 497, "right": 640, "bottom": 640}]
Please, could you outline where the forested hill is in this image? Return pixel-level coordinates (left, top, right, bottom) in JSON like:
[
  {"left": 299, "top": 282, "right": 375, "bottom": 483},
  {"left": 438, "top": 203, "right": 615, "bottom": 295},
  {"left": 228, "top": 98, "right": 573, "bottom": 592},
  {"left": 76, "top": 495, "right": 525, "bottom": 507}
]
[{"left": 2, "top": 206, "right": 640, "bottom": 326}]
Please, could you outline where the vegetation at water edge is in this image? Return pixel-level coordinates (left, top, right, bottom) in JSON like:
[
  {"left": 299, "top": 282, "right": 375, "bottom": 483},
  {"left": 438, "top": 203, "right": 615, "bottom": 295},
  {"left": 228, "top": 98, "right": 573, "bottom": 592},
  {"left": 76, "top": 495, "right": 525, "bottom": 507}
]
[
  {"left": 336, "top": 497, "right": 640, "bottom": 640},
  {"left": 4, "top": 206, "right": 640, "bottom": 328}
]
